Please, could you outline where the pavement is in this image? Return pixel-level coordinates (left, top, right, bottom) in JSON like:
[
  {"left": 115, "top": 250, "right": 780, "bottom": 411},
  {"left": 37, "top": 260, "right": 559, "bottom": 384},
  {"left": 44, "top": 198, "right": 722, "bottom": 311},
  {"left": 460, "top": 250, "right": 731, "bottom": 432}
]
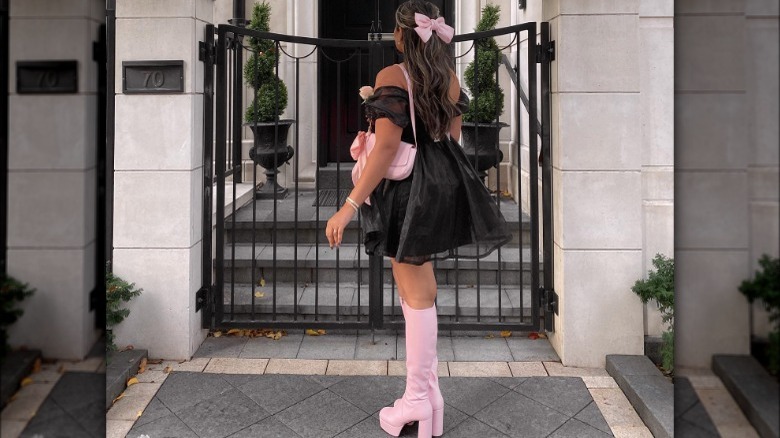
[
  {"left": 106, "top": 331, "right": 657, "bottom": 438},
  {"left": 1, "top": 331, "right": 764, "bottom": 437}
]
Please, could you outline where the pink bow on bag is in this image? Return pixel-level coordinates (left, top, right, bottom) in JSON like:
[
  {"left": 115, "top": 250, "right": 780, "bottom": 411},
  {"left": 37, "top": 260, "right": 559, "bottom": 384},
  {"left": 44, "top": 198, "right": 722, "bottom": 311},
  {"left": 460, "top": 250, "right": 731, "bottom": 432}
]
[{"left": 413, "top": 13, "right": 454, "bottom": 44}]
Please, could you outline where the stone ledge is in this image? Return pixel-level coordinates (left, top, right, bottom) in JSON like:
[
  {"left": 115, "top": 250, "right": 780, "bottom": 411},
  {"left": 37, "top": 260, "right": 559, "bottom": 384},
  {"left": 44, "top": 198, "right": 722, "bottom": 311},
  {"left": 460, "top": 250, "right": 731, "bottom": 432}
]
[
  {"left": 105, "top": 348, "right": 148, "bottom": 410},
  {"left": 0, "top": 349, "right": 42, "bottom": 409},
  {"left": 606, "top": 354, "right": 673, "bottom": 438},
  {"left": 712, "top": 354, "right": 780, "bottom": 438}
]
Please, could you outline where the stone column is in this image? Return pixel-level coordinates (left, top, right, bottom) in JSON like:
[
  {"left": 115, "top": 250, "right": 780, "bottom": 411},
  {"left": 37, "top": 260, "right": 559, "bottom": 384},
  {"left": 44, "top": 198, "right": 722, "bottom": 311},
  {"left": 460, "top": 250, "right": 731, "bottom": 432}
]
[
  {"left": 639, "top": 0, "right": 674, "bottom": 338},
  {"left": 111, "top": 0, "right": 213, "bottom": 360},
  {"left": 675, "top": 2, "right": 751, "bottom": 368},
  {"left": 746, "top": 0, "right": 779, "bottom": 342},
  {"left": 6, "top": 0, "right": 105, "bottom": 360},
  {"left": 543, "top": 0, "right": 645, "bottom": 367}
]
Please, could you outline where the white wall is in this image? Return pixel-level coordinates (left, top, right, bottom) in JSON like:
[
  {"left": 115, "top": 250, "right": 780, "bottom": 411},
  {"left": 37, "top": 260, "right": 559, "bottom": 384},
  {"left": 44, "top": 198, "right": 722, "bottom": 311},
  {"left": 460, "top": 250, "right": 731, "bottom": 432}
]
[
  {"left": 6, "top": 0, "right": 105, "bottom": 360},
  {"left": 675, "top": 0, "right": 779, "bottom": 369}
]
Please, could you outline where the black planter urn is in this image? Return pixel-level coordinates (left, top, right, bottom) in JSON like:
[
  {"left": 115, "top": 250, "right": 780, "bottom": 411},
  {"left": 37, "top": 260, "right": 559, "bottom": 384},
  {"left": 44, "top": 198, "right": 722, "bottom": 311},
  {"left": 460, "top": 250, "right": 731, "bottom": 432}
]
[
  {"left": 460, "top": 121, "right": 508, "bottom": 184},
  {"left": 247, "top": 119, "right": 295, "bottom": 199}
]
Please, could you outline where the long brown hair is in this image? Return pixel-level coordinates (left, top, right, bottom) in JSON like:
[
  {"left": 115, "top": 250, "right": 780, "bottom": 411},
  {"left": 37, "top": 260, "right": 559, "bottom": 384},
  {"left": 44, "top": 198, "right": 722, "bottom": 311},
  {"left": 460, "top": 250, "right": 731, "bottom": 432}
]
[{"left": 395, "top": 0, "right": 459, "bottom": 140}]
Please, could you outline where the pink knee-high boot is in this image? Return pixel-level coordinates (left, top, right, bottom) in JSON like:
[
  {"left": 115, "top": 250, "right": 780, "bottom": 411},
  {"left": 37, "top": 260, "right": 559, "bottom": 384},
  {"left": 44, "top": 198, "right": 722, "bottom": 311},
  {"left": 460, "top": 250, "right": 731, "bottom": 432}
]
[
  {"left": 380, "top": 300, "right": 437, "bottom": 438},
  {"left": 400, "top": 296, "right": 444, "bottom": 436}
]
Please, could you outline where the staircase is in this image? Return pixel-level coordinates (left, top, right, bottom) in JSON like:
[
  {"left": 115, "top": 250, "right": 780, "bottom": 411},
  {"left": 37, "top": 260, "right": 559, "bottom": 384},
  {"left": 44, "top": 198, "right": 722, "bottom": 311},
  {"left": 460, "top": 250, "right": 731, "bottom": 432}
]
[{"left": 219, "top": 187, "right": 541, "bottom": 323}]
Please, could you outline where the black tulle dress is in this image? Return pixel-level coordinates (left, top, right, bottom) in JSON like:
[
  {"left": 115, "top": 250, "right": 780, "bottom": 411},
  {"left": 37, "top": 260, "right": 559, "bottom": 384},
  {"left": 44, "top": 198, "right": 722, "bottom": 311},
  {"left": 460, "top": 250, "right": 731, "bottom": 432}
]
[{"left": 359, "top": 83, "right": 512, "bottom": 266}]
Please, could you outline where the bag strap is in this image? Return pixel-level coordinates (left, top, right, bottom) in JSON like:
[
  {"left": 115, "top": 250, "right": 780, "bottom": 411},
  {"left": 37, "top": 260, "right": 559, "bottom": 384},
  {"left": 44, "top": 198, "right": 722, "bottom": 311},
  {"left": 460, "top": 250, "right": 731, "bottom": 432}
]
[{"left": 396, "top": 63, "right": 417, "bottom": 147}]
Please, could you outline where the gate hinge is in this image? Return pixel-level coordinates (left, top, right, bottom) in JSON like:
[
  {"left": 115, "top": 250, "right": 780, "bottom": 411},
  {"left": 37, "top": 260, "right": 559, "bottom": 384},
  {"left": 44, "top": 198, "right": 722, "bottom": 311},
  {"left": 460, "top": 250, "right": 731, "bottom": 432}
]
[
  {"left": 541, "top": 287, "right": 558, "bottom": 315},
  {"left": 196, "top": 286, "right": 211, "bottom": 312},
  {"left": 199, "top": 41, "right": 216, "bottom": 64},
  {"left": 536, "top": 40, "right": 555, "bottom": 63}
]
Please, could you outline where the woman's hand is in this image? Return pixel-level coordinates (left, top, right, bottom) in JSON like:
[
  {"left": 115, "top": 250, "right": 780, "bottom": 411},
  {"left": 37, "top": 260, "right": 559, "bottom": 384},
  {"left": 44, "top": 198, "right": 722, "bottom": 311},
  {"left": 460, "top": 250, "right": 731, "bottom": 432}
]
[{"left": 325, "top": 205, "right": 357, "bottom": 248}]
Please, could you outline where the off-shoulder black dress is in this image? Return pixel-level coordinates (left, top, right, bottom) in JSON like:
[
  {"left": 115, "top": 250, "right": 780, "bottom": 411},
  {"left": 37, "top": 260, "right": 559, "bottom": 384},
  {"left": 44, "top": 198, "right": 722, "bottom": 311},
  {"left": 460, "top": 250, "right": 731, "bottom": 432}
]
[{"left": 359, "top": 79, "right": 512, "bottom": 265}]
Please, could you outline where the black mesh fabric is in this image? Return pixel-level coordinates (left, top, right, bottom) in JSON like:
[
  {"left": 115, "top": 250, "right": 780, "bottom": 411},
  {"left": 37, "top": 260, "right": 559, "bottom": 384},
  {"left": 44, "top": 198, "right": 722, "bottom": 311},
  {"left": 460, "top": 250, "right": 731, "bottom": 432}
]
[{"left": 358, "top": 72, "right": 511, "bottom": 266}]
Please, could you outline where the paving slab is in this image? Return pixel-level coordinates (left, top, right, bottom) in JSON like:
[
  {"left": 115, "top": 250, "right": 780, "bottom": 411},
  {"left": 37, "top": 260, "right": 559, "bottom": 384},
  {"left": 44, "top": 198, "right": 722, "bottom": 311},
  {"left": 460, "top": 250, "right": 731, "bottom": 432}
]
[
  {"left": 674, "top": 377, "right": 719, "bottom": 437},
  {"left": 122, "top": 372, "right": 612, "bottom": 438},
  {"left": 606, "top": 354, "right": 673, "bottom": 438},
  {"left": 712, "top": 354, "right": 779, "bottom": 438},
  {"left": 20, "top": 372, "right": 105, "bottom": 438}
]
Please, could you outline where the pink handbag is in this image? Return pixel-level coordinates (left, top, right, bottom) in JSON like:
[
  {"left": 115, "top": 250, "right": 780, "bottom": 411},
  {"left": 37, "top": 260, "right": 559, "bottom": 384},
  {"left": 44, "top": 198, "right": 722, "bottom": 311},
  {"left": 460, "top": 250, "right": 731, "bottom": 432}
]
[{"left": 350, "top": 64, "right": 418, "bottom": 205}]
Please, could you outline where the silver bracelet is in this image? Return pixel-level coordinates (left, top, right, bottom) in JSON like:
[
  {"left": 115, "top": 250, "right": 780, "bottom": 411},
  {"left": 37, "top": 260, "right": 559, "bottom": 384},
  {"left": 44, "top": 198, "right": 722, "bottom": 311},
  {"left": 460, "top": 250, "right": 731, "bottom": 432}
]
[{"left": 345, "top": 196, "right": 360, "bottom": 212}]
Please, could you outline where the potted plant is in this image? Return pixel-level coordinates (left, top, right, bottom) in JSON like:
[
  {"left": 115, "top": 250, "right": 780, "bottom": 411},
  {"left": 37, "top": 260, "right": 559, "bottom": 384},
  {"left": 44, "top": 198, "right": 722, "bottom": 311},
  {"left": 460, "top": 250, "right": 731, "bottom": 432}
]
[
  {"left": 461, "top": 4, "right": 507, "bottom": 182},
  {"left": 632, "top": 253, "right": 674, "bottom": 375},
  {"left": 244, "top": 1, "right": 294, "bottom": 199},
  {"left": 739, "top": 254, "right": 779, "bottom": 376}
]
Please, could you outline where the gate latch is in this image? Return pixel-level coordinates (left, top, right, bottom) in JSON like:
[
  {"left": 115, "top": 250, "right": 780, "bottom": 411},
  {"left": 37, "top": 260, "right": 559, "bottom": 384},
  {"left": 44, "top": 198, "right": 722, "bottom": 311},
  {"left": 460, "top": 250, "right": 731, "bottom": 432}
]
[
  {"left": 199, "top": 41, "right": 216, "bottom": 64},
  {"left": 536, "top": 40, "right": 555, "bottom": 63}
]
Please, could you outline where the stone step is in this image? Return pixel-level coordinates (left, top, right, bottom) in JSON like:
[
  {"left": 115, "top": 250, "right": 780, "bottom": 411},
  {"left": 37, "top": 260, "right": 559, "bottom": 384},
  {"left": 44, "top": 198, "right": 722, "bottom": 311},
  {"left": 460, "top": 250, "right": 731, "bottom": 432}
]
[
  {"left": 220, "top": 283, "right": 534, "bottom": 318},
  {"left": 606, "top": 355, "right": 674, "bottom": 438},
  {"left": 219, "top": 244, "right": 542, "bottom": 286},
  {"left": 224, "top": 189, "right": 531, "bottom": 246},
  {"left": 317, "top": 163, "right": 355, "bottom": 190},
  {"left": 712, "top": 354, "right": 779, "bottom": 438}
]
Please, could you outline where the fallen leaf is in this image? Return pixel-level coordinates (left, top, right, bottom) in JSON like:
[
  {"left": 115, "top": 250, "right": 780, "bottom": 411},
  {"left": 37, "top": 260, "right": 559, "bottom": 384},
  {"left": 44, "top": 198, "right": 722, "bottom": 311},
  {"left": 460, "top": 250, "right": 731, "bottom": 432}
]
[
  {"left": 537, "top": 332, "right": 548, "bottom": 339},
  {"left": 126, "top": 377, "right": 139, "bottom": 386},
  {"left": 163, "top": 366, "right": 173, "bottom": 374},
  {"left": 528, "top": 332, "right": 540, "bottom": 340},
  {"left": 113, "top": 392, "right": 125, "bottom": 403},
  {"left": 306, "top": 329, "right": 326, "bottom": 336},
  {"left": 500, "top": 331, "right": 512, "bottom": 338},
  {"left": 138, "top": 358, "right": 147, "bottom": 374},
  {"left": 254, "top": 290, "right": 265, "bottom": 298},
  {"left": 259, "top": 278, "right": 266, "bottom": 287},
  {"left": 147, "top": 358, "right": 163, "bottom": 364},
  {"left": 32, "top": 358, "right": 41, "bottom": 373},
  {"left": 484, "top": 334, "right": 494, "bottom": 339},
  {"left": 213, "top": 331, "right": 222, "bottom": 337},
  {"left": 227, "top": 329, "right": 242, "bottom": 335},
  {"left": 20, "top": 377, "right": 33, "bottom": 387},
  {"left": 137, "top": 410, "right": 143, "bottom": 419}
]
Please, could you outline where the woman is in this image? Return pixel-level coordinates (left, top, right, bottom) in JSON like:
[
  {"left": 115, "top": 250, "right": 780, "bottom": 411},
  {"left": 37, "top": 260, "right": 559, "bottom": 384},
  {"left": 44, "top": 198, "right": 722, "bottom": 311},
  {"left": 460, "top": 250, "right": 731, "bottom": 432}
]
[{"left": 325, "top": 1, "right": 511, "bottom": 437}]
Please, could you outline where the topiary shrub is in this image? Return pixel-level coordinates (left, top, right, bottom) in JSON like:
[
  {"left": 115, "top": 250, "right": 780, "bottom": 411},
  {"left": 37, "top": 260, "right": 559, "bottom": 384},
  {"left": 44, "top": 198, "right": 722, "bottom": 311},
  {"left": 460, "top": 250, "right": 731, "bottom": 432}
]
[
  {"left": 0, "top": 275, "right": 35, "bottom": 363},
  {"left": 463, "top": 4, "right": 504, "bottom": 123},
  {"left": 244, "top": 1, "right": 288, "bottom": 123},
  {"left": 739, "top": 254, "right": 779, "bottom": 375},
  {"left": 632, "top": 253, "right": 675, "bottom": 374},
  {"left": 106, "top": 262, "right": 143, "bottom": 355}
]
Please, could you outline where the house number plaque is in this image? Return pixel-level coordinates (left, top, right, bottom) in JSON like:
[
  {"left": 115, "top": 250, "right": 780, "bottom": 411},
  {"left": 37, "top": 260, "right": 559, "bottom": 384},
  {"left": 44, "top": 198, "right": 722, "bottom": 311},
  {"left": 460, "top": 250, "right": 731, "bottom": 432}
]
[
  {"left": 122, "top": 60, "right": 184, "bottom": 94},
  {"left": 16, "top": 61, "right": 78, "bottom": 94}
]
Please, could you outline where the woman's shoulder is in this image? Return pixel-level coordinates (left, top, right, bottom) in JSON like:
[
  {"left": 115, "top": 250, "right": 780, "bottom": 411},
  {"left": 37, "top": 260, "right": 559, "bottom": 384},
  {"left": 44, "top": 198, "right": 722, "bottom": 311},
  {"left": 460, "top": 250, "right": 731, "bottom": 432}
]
[{"left": 375, "top": 64, "right": 407, "bottom": 90}]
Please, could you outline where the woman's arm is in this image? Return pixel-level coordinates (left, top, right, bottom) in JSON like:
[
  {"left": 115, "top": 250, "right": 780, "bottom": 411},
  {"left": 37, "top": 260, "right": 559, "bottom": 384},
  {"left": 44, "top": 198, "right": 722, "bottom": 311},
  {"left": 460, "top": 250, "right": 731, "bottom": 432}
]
[{"left": 346, "top": 68, "right": 405, "bottom": 206}]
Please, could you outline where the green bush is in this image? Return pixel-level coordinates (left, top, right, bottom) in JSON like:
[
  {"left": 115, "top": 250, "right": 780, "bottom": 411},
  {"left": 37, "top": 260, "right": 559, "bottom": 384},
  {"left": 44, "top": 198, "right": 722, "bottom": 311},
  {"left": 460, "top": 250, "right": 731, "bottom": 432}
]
[
  {"left": 463, "top": 4, "right": 504, "bottom": 123},
  {"left": 0, "top": 275, "right": 35, "bottom": 363},
  {"left": 244, "top": 1, "right": 288, "bottom": 123},
  {"left": 632, "top": 253, "right": 674, "bottom": 373},
  {"left": 106, "top": 263, "right": 143, "bottom": 354},
  {"left": 739, "top": 254, "right": 779, "bottom": 375}
]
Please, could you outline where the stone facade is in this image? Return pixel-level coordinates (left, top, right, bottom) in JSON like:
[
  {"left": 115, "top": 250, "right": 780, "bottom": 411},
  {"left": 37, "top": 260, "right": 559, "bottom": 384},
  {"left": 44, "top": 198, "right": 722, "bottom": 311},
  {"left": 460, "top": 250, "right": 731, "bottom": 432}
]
[
  {"left": 6, "top": 0, "right": 105, "bottom": 360},
  {"left": 675, "top": 0, "right": 779, "bottom": 369}
]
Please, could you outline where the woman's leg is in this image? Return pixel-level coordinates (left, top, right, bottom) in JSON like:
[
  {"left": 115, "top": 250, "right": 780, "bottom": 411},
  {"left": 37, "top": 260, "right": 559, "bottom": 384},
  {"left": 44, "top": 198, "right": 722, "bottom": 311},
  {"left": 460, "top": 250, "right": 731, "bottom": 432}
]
[
  {"left": 390, "top": 259, "right": 437, "bottom": 308},
  {"left": 391, "top": 260, "right": 445, "bottom": 436}
]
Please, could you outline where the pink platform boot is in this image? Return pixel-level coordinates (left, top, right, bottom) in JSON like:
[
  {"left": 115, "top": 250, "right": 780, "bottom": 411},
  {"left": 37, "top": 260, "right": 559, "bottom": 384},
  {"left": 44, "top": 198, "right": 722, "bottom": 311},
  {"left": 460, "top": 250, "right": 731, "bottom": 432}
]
[
  {"left": 380, "top": 301, "right": 437, "bottom": 438},
  {"left": 399, "top": 296, "right": 444, "bottom": 437}
]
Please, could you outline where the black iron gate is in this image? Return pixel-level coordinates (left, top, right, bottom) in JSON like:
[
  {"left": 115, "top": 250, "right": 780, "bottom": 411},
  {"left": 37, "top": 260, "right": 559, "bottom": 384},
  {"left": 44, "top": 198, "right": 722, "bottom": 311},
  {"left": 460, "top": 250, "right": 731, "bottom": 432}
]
[{"left": 199, "top": 21, "right": 554, "bottom": 332}]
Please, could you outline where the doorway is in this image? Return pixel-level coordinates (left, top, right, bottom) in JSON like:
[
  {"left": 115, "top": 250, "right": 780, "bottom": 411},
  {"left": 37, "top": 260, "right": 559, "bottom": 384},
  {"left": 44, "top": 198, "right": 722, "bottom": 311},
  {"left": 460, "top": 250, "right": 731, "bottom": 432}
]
[{"left": 317, "top": 0, "right": 454, "bottom": 165}]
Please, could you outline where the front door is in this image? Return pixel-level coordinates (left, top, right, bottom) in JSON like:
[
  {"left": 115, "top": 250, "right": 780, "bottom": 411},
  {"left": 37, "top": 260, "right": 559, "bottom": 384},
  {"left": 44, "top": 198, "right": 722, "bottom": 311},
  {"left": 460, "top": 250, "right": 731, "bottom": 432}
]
[{"left": 317, "top": 0, "right": 454, "bottom": 165}]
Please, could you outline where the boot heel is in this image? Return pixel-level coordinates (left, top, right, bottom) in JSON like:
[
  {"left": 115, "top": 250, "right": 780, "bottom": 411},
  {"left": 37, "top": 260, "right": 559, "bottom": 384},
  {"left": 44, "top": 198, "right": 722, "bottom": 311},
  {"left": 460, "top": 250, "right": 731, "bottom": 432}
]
[
  {"left": 432, "top": 407, "right": 444, "bottom": 436},
  {"left": 417, "top": 417, "right": 433, "bottom": 438}
]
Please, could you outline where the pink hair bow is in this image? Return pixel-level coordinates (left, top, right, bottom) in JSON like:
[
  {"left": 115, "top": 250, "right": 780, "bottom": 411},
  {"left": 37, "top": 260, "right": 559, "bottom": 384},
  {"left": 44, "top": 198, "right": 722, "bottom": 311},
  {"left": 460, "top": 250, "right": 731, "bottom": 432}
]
[{"left": 413, "top": 12, "right": 454, "bottom": 44}]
